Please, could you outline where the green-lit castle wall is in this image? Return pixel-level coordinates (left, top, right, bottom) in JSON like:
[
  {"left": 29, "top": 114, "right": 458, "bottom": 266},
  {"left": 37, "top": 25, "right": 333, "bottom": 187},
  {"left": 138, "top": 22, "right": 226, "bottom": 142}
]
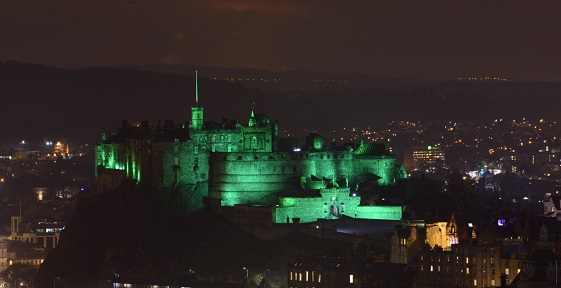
[
  {"left": 273, "top": 188, "right": 402, "bottom": 223},
  {"left": 210, "top": 151, "right": 398, "bottom": 207}
]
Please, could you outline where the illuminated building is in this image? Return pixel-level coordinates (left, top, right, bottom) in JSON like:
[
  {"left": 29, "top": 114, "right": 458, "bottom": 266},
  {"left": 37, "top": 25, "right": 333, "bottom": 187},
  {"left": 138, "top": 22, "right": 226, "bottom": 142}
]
[
  {"left": 404, "top": 146, "right": 446, "bottom": 173},
  {"left": 0, "top": 242, "right": 6, "bottom": 272},
  {"left": 417, "top": 242, "right": 521, "bottom": 288},
  {"left": 543, "top": 192, "right": 561, "bottom": 220},
  {"left": 425, "top": 220, "right": 449, "bottom": 250},
  {"left": 11, "top": 216, "right": 63, "bottom": 249},
  {"left": 425, "top": 214, "right": 476, "bottom": 251},
  {"left": 53, "top": 140, "right": 69, "bottom": 158},
  {"left": 388, "top": 223, "right": 424, "bottom": 264},
  {"left": 95, "top": 72, "right": 406, "bottom": 222},
  {"left": 287, "top": 256, "right": 361, "bottom": 288}
]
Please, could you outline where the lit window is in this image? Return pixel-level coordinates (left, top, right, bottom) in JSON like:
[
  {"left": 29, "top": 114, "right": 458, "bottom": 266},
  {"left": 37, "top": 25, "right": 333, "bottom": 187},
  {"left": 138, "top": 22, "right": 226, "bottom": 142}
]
[
  {"left": 306, "top": 271, "right": 309, "bottom": 281},
  {"left": 350, "top": 274, "right": 354, "bottom": 283}
]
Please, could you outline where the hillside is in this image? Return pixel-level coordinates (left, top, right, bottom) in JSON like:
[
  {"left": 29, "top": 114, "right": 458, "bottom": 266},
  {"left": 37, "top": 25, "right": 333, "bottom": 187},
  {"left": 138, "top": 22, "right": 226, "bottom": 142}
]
[{"left": 34, "top": 179, "right": 371, "bottom": 287}]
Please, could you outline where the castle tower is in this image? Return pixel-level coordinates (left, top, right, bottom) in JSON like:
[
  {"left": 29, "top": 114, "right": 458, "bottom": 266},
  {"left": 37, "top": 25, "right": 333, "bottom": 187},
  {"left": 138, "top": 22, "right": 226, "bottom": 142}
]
[{"left": 190, "top": 70, "right": 204, "bottom": 130}]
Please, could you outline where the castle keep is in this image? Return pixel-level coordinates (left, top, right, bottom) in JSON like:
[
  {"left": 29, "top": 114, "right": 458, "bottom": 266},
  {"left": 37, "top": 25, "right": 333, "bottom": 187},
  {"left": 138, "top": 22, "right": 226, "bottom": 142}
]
[{"left": 95, "top": 72, "right": 406, "bottom": 222}]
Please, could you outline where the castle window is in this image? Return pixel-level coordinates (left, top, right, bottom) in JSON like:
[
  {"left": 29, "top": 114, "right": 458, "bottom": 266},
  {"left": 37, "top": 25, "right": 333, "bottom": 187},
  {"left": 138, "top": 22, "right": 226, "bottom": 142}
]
[
  {"left": 174, "top": 157, "right": 179, "bottom": 165},
  {"left": 194, "top": 146, "right": 199, "bottom": 154}
]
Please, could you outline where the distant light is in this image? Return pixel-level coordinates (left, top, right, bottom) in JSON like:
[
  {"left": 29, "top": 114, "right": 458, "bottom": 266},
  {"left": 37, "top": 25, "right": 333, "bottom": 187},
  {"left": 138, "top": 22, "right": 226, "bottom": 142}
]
[
  {"left": 523, "top": 196, "right": 529, "bottom": 200},
  {"left": 293, "top": 148, "right": 301, "bottom": 152},
  {"left": 352, "top": 193, "right": 357, "bottom": 197},
  {"left": 20, "top": 140, "right": 25, "bottom": 144},
  {"left": 468, "top": 223, "right": 473, "bottom": 228}
]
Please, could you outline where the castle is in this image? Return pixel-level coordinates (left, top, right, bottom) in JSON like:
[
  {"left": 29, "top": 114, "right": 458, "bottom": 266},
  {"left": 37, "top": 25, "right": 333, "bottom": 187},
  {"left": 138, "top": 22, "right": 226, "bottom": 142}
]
[{"left": 95, "top": 72, "right": 406, "bottom": 223}]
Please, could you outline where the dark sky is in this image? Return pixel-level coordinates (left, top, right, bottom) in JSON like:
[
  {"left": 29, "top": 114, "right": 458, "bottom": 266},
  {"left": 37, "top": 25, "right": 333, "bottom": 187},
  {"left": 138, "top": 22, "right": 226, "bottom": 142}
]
[{"left": 2, "top": 0, "right": 561, "bottom": 81}]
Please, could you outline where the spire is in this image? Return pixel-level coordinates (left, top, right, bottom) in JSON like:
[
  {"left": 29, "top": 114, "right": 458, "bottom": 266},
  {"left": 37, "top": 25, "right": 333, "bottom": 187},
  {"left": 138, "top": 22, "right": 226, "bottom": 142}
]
[
  {"left": 195, "top": 70, "right": 199, "bottom": 106},
  {"left": 190, "top": 69, "right": 204, "bottom": 130},
  {"left": 249, "top": 102, "right": 256, "bottom": 127}
]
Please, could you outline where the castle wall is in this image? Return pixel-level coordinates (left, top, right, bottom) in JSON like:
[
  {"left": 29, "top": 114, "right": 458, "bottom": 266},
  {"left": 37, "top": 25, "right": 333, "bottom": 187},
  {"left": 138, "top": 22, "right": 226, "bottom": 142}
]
[
  {"left": 95, "top": 139, "right": 149, "bottom": 184},
  {"left": 354, "top": 206, "right": 402, "bottom": 221},
  {"left": 272, "top": 188, "right": 400, "bottom": 223},
  {"left": 153, "top": 141, "right": 210, "bottom": 189},
  {"left": 210, "top": 151, "right": 398, "bottom": 206}
]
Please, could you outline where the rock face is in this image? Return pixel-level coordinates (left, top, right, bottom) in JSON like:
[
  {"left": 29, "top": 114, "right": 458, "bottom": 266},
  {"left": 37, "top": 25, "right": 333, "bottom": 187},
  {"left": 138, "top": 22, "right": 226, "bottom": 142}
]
[{"left": 35, "top": 179, "right": 368, "bottom": 288}]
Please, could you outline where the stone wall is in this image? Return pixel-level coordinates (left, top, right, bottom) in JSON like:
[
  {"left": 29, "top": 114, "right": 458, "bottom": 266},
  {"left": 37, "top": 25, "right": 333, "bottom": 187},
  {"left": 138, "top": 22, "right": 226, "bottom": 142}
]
[
  {"left": 354, "top": 206, "right": 403, "bottom": 221},
  {"left": 210, "top": 151, "right": 399, "bottom": 206},
  {"left": 273, "top": 188, "right": 400, "bottom": 223}
]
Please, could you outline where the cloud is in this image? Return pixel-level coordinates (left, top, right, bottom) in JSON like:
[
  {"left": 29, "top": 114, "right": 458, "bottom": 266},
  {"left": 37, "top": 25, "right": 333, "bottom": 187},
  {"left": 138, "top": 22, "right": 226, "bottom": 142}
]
[{"left": 198, "top": 0, "right": 309, "bottom": 16}]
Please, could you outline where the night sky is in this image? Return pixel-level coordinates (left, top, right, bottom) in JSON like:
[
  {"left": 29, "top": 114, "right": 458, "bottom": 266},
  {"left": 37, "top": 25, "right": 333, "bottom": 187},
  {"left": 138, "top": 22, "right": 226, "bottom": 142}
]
[{"left": 2, "top": 0, "right": 561, "bottom": 81}]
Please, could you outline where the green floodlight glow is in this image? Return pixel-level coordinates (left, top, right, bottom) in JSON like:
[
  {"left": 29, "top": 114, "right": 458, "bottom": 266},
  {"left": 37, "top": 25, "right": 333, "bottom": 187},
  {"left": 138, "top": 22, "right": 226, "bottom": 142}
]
[
  {"left": 94, "top": 78, "right": 407, "bottom": 217},
  {"left": 313, "top": 137, "right": 325, "bottom": 151}
]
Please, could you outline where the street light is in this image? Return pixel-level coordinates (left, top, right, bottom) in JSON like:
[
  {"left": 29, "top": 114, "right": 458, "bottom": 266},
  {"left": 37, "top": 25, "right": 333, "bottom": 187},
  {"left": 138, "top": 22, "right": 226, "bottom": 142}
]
[{"left": 243, "top": 267, "right": 249, "bottom": 288}]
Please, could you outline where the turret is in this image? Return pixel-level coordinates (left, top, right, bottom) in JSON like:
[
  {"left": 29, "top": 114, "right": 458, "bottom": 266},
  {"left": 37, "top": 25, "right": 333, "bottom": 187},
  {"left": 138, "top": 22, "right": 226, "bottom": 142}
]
[{"left": 248, "top": 102, "right": 256, "bottom": 127}]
